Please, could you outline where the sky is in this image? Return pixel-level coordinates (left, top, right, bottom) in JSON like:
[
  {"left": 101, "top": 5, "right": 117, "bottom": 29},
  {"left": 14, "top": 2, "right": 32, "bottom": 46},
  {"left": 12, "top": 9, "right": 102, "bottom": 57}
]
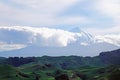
[
  {"left": 0, "top": 0, "right": 120, "bottom": 35},
  {"left": 0, "top": 0, "right": 120, "bottom": 56}
]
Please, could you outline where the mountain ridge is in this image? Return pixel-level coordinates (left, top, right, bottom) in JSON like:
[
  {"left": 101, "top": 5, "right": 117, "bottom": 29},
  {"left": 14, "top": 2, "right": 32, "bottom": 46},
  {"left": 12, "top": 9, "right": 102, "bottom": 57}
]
[{"left": 0, "top": 48, "right": 120, "bottom": 68}]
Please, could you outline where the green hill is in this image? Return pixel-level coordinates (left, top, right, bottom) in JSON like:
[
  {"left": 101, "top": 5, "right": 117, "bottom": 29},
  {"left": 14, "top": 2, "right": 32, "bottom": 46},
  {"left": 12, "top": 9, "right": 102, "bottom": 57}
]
[
  {"left": 0, "top": 49, "right": 120, "bottom": 80},
  {"left": 0, "top": 64, "right": 120, "bottom": 80}
]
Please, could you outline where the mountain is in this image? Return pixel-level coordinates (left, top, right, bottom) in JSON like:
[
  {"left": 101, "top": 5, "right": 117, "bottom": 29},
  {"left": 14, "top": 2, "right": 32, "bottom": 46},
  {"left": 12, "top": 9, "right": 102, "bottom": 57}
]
[
  {"left": 70, "top": 27, "right": 83, "bottom": 33},
  {"left": 0, "top": 26, "right": 119, "bottom": 57},
  {"left": 99, "top": 49, "right": 120, "bottom": 65}
]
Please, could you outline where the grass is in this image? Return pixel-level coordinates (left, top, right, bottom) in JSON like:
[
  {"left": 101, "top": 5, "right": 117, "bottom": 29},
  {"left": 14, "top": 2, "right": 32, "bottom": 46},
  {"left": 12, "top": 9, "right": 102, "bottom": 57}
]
[{"left": 0, "top": 64, "right": 120, "bottom": 80}]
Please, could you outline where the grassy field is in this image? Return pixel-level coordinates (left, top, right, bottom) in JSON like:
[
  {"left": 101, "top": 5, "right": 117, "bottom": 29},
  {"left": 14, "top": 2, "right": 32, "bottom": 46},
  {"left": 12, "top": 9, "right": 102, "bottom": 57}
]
[{"left": 0, "top": 64, "right": 120, "bottom": 80}]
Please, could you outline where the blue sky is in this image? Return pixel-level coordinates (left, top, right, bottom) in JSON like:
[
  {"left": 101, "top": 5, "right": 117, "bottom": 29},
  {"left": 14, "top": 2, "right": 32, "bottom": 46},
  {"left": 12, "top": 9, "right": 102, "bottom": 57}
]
[
  {"left": 0, "top": 0, "right": 120, "bottom": 35},
  {"left": 0, "top": 0, "right": 120, "bottom": 56}
]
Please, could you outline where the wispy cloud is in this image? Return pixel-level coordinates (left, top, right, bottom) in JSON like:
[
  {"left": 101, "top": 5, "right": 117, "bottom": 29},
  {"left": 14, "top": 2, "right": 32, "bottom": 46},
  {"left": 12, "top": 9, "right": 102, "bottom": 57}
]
[
  {"left": 84, "top": 0, "right": 120, "bottom": 35},
  {"left": 0, "top": 0, "right": 120, "bottom": 35},
  {"left": 0, "top": 41, "right": 26, "bottom": 52},
  {"left": 85, "top": 26, "right": 120, "bottom": 35},
  {"left": 0, "top": 0, "right": 88, "bottom": 26},
  {"left": 95, "top": 34, "right": 120, "bottom": 46},
  {"left": 93, "top": 0, "right": 120, "bottom": 26},
  {"left": 11, "top": 0, "right": 80, "bottom": 14},
  {"left": 93, "top": 0, "right": 120, "bottom": 20}
]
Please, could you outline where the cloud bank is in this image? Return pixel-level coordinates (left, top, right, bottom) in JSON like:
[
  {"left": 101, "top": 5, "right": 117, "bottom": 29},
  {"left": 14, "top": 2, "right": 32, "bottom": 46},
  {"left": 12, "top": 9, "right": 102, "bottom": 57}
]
[
  {"left": 95, "top": 34, "right": 120, "bottom": 46},
  {"left": 0, "top": 26, "right": 120, "bottom": 52},
  {"left": 0, "top": 0, "right": 120, "bottom": 35},
  {"left": 0, "top": 26, "right": 79, "bottom": 47},
  {"left": 0, "top": 0, "right": 88, "bottom": 26},
  {"left": 94, "top": 0, "right": 120, "bottom": 22}
]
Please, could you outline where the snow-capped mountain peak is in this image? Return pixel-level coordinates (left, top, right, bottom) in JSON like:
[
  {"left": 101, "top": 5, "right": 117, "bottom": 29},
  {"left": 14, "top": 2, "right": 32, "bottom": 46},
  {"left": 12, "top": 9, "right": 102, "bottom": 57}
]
[
  {"left": 0, "top": 26, "right": 119, "bottom": 57},
  {"left": 70, "top": 27, "right": 83, "bottom": 33}
]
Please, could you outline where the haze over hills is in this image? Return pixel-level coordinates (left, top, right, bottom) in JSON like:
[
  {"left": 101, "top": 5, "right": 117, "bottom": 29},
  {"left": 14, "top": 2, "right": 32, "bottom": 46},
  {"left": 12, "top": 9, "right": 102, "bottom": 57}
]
[
  {"left": 0, "top": 26, "right": 119, "bottom": 57},
  {"left": 0, "top": 48, "right": 120, "bottom": 69}
]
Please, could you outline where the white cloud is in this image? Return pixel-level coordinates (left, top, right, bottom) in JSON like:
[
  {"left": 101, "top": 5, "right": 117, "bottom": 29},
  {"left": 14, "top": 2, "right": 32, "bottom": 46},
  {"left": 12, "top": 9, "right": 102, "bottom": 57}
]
[
  {"left": 80, "top": 42, "right": 89, "bottom": 46},
  {"left": 83, "top": 0, "right": 120, "bottom": 35},
  {"left": 0, "top": 26, "right": 78, "bottom": 47},
  {"left": 85, "top": 26, "right": 120, "bottom": 35},
  {"left": 56, "top": 16, "right": 89, "bottom": 25},
  {"left": 0, "top": 26, "right": 120, "bottom": 53},
  {"left": 1, "top": 26, "right": 120, "bottom": 46},
  {"left": 0, "top": 42, "right": 26, "bottom": 52},
  {"left": 0, "top": 0, "right": 88, "bottom": 26},
  {"left": 93, "top": 0, "right": 120, "bottom": 24},
  {"left": 95, "top": 34, "right": 120, "bottom": 46},
  {"left": 12, "top": 0, "right": 80, "bottom": 14}
]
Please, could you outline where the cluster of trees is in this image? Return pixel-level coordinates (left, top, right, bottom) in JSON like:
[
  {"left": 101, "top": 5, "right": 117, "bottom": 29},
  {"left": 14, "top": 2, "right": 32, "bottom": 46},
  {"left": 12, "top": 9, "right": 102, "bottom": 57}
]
[
  {"left": 0, "top": 49, "right": 120, "bottom": 68},
  {"left": 4, "top": 57, "right": 36, "bottom": 67},
  {"left": 99, "top": 49, "right": 120, "bottom": 65}
]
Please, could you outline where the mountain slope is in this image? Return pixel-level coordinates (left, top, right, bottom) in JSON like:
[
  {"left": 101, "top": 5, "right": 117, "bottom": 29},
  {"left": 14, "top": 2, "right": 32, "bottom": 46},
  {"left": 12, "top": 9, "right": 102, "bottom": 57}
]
[
  {"left": 0, "top": 26, "right": 119, "bottom": 57},
  {"left": 0, "top": 42, "right": 118, "bottom": 57},
  {"left": 99, "top": 49, "right": 120, "bottom": 65}
]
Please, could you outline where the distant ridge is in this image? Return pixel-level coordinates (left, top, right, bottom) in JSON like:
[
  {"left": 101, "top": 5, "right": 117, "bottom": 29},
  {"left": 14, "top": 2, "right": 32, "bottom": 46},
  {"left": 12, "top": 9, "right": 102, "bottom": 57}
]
[
  {"left": 99, "top": 49, "right": 120, "bottom": 65},
  {"left": 0, "top": 49, "right": 120, "bottom": 68}
]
